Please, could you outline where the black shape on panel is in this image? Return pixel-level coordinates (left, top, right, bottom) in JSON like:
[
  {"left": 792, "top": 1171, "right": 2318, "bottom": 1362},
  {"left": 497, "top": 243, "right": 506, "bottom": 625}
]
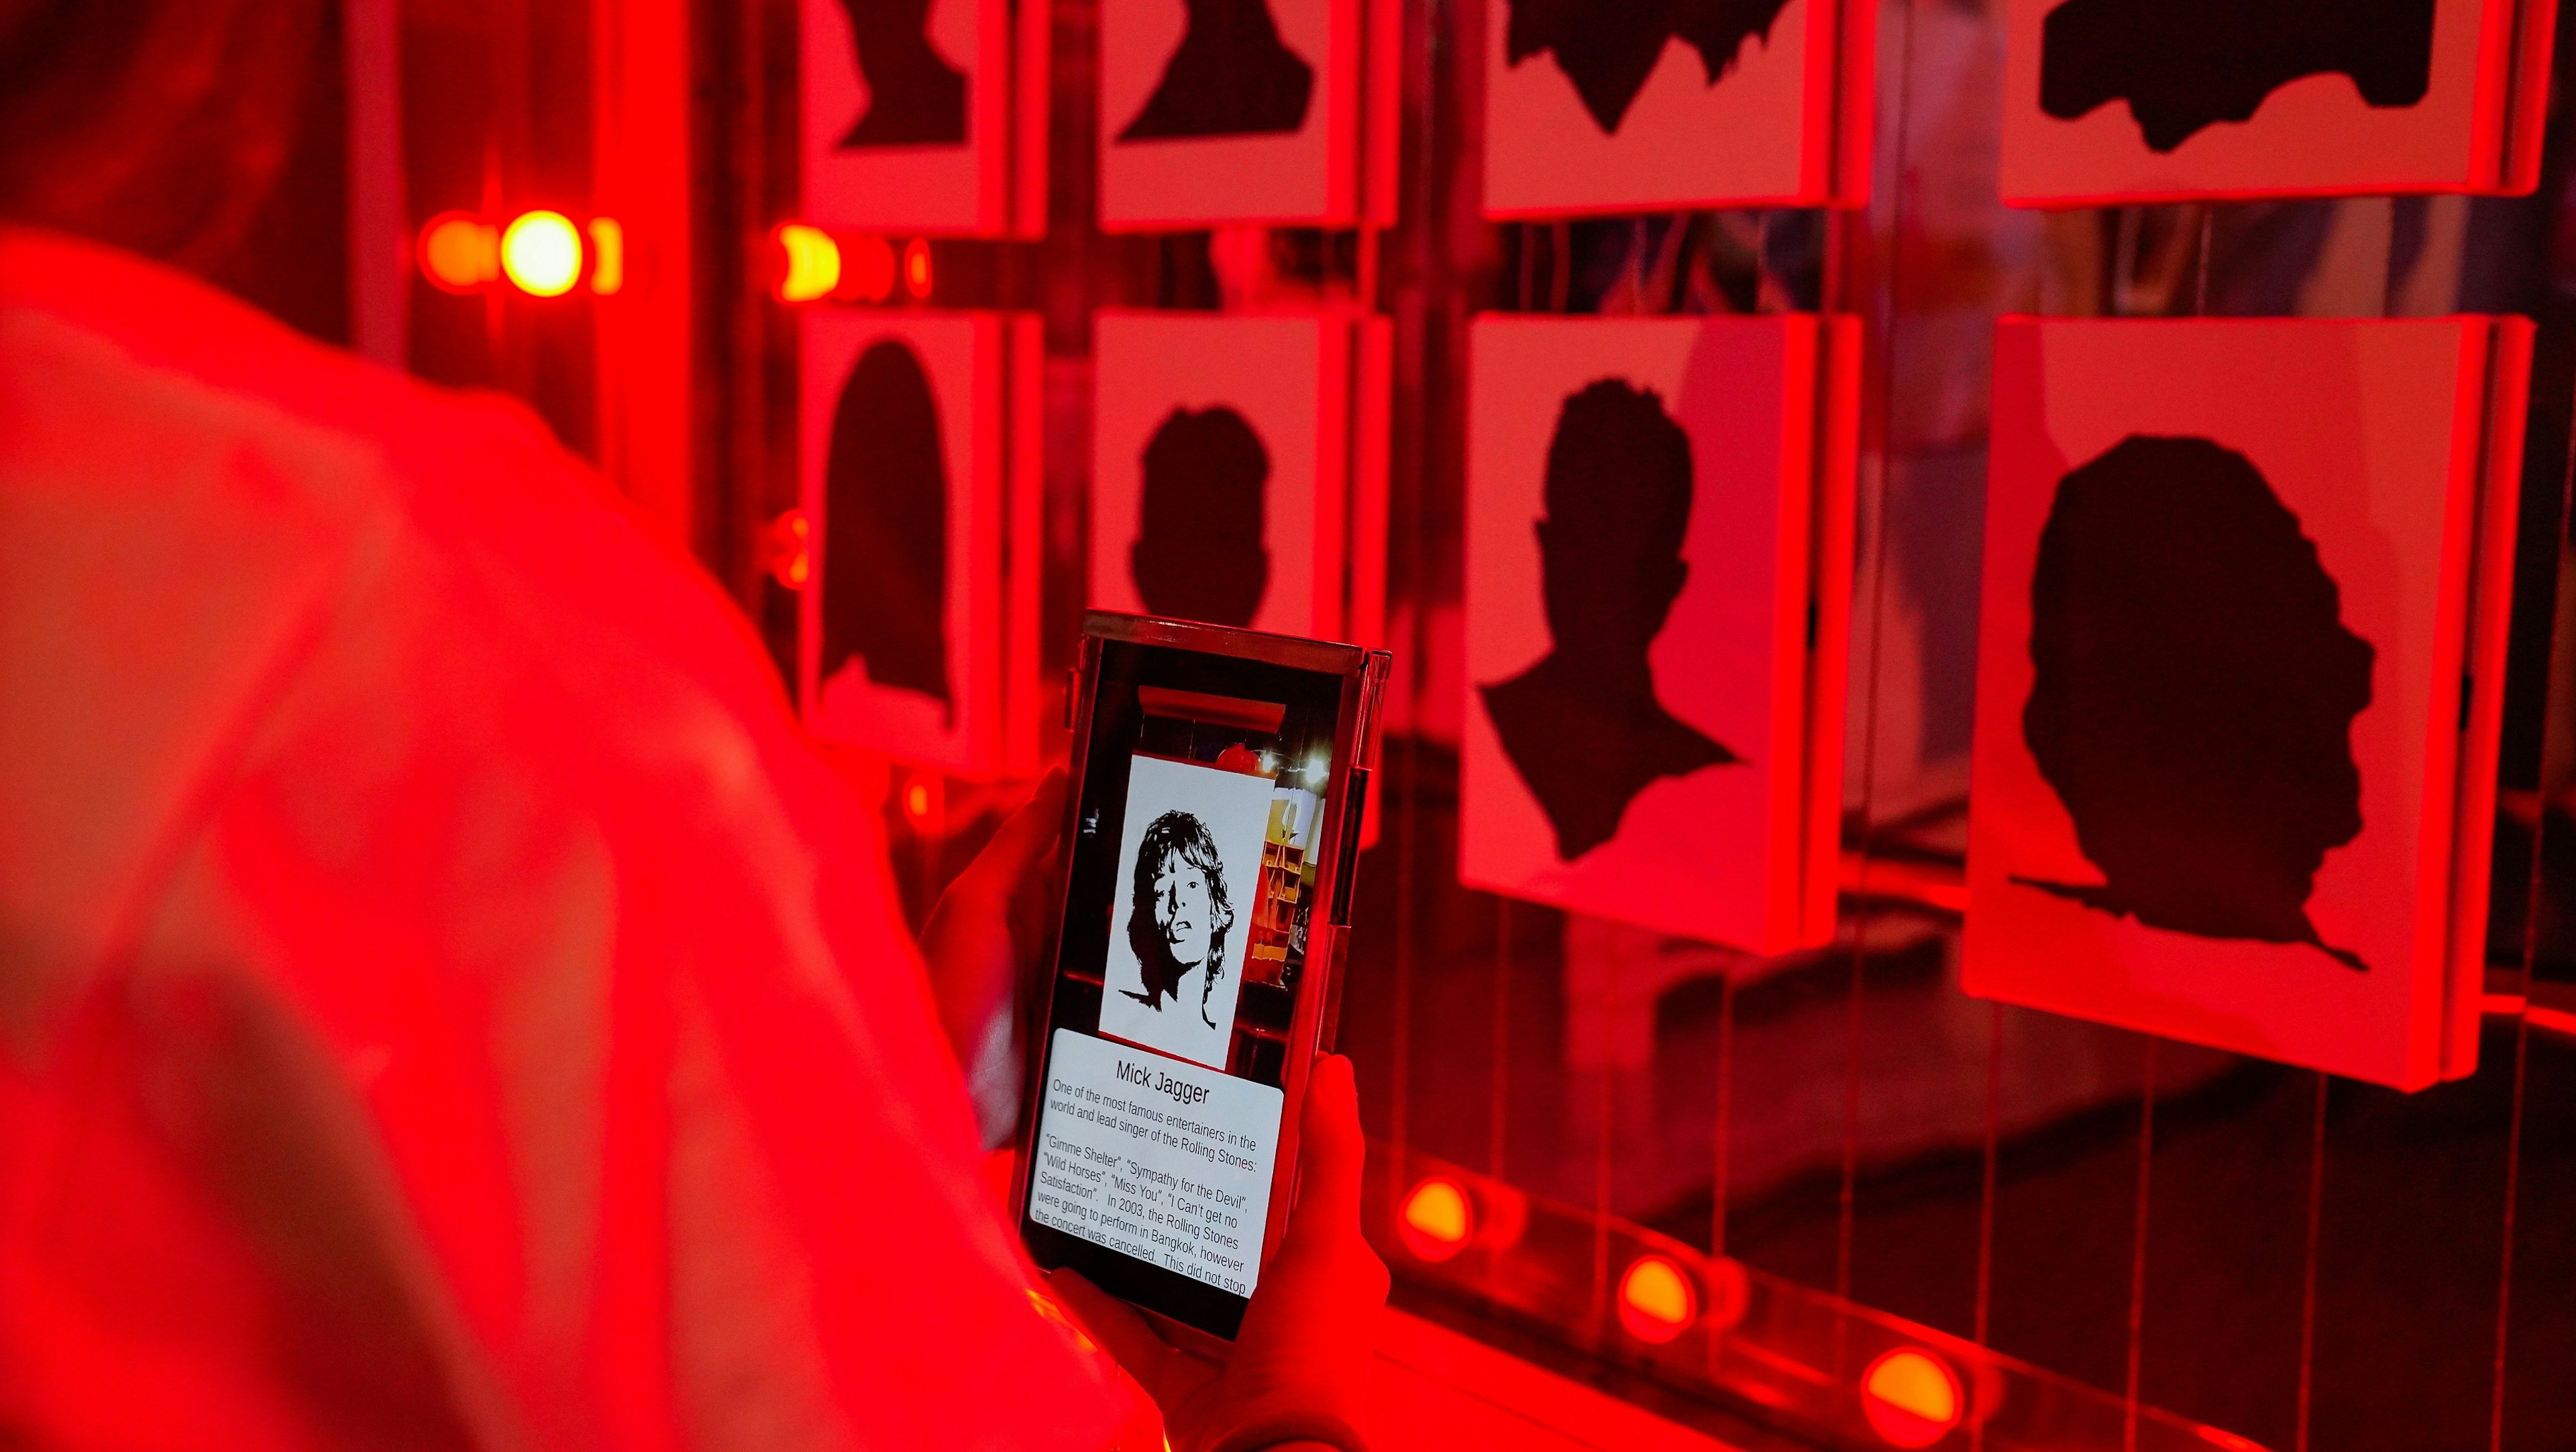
[
  {"left": 1126, "top": 810, "right": 1242, "bottom": 1028},
  {"left": 1503, "top": 0, "right": 1797, "bottom": 136},
  {"left": 2017, "top": 435, "right": 2375, "bottom": 969},
  {"left": 1119, "top": 0, "right": 1317, "bottom": 141},
  {"left": 1482, "top": 379, "right": 1737, "bottom": 862},
  {"left": 821, "top": 340, "right": 955, "bottom": 721},
  {"left": 833, "top": 0, "right": 969, "bottom": 148},
  {"left": 2038, "top": 0, "right": 2436, "bottom": 153},
  {"left": 1130, "top": 405, "right": 1274, "bottom": 627}
]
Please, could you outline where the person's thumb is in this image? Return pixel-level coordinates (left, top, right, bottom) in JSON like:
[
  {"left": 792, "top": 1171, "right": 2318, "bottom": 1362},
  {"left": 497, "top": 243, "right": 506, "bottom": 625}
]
[
  {"left": 1287, "top": 1055, "right": 1368, "bottom": 1249},
  {"left": 951, "top": 768, "right": 1067, "bottom": 906}
]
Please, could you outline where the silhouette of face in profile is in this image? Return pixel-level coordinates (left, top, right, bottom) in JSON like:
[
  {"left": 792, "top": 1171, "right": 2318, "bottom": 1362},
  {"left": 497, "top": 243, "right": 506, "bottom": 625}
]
[
  {"left": 820, "top": 340, "right": 953, "bottom": 721},
  {"left": 1120, "top": 0, "right": 1316, "bottom": 141},
  {"left": 1129, "top": 405, "right": 1273, "bottom": 628},
  {"left": 2019, "top": 435, "right": 2375, "bottom": 969},
  {"left": 2039, "top": 0, "right": 2434, "bottom": 152},
  {"left": 1481, "top": 380, "right": 1735, "bottom": 861},
  {"left": 1125, "top": 809, "right": 1238, "bottom": 1027},
  {"left": 833, "top": 0, "right": 969, "bottom": 148},
  {"left": 1503, "top": 0, "right": 1796, "bottom": 134}
]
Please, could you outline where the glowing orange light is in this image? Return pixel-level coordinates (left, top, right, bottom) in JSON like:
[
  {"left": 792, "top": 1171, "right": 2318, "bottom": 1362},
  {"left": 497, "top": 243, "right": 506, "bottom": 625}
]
[
  {"left": 588, "top": 217, "right": 625, "bottom": 295},
  {"left": 775, "top": 223, "right": 841, "bottom": 303},
  {"left": 1616, "top": 1255, "right": 1696, "bottom": 1343},
  {"left": 500, "top": 210, "right": 583, "bottom": 297},
  {"left": 1023, "top": 1288, "right": 1099, "bottom": 1355},
  {"left": 1861, "top": 1348, "right": 1964, "bottom": 1449},
  {"left": 419, "top": 212, "right": 498, "bottom": 292},
  {"left": 904, "top": 237, "right": 932, "bottom": 299},
  {"left": 766, "top": 509, "right": 810, "bottom": 590},
  {"left": 905, "top": 780, "right": 934, "bottom": 823},
  {"left": 1398, "top": 1178, "right": 1472, "bottom": 1262},
  {"left": 847, "top": 235, "right": 898, "bottom": 303}
]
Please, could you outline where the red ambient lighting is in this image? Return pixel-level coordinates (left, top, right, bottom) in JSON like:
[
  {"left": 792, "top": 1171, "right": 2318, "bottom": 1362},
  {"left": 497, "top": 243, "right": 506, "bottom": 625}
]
[
  {"left": 1861, "top": 1348, "right": 1965, "bottom": 1449},
  {"left": 1616, "top": 1255, "right": 1696, "bottom": 1343},
  {"left": 1397, "top": 1178, "right": 1472, "bottom": 1262},
  {"left": 903, "top": 237, "right": 933, "bottom": 299}
]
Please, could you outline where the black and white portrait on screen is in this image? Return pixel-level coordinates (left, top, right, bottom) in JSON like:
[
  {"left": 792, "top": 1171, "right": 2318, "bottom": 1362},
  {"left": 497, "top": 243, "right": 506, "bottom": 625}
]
[{"left": 1097, "top": 753, "right": 1277, "bottom": 1068}]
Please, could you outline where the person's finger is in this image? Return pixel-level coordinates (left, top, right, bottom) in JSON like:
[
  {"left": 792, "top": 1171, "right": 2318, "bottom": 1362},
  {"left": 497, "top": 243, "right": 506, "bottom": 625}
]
[
  {"left": 1046, "top": 1267, "right": 1185, "bottom": 1392},
  {"left": 1289, "top": 1054, "right": 1367, "bottom": 1241},
  {"left": 975, "top": 768, "right": 1067, "bottom": 887}
]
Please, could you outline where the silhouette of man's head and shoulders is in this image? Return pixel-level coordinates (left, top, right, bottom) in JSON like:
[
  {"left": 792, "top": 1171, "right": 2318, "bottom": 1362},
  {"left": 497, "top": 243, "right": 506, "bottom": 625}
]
[
  {"left": 1482, "top": 378, "right": 1737, "bottom": 862},
  {"left": 2039, "top": 0, "right": 2435, "bottom": 152},
  {"left": 833, "top": 0, "right": 969, "bottom": 148},
  {"left": 1503, "top": 0, "right": 1796, "bottom": 134},
  {"left": 1120, "top": 0, "right": 1315, "bottom": 142},
  {"left": 2015, "top": 433, "right": 2375, "bottom": 970},
  {"left": 1129, "top": 405, "right": 1273, "bottom": 628}
]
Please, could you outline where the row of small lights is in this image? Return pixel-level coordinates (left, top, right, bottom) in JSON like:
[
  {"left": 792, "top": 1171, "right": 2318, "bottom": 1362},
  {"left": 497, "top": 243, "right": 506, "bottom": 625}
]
[
  {"left": 419, "top": 210, "right": 623, "bottom": 297},
  {"left": 1397, "top": 1176, "right": 1970, "bottom": 1449},
  {"left": 413, "top": 214, "right": 928, "bottom": 307},
  {"left": 772, "top": 223, "right": 933, "bottom": 304}
]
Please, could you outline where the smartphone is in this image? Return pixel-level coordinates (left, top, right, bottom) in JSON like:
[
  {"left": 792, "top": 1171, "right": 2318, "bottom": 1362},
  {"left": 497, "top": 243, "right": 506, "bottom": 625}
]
[{"left": 1014, "top": 611, "right": 1390, "bottom": 1347}]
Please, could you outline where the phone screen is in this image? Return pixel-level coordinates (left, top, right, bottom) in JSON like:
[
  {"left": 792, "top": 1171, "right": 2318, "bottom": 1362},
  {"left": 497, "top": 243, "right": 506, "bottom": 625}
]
[{"left": 1021, "top": 636, "right": 1350, "bottom": 1337}]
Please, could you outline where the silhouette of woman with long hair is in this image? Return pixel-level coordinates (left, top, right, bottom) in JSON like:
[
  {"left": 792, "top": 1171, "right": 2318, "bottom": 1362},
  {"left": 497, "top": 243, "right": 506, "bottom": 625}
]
[
  {"left": 2018, "top": 434, "right": 2375, "bottom": 969},
  {"left": 1119, "top": 0, "right": 1315, "bottom": 141},
  {"left": 1128, "top": 405, "right": 1273, "bottom": 627},
  {"left": 833, "top": 0, "right": 969, "bottom": 148},
  {"left": 1481, "top": 379, "right": 1736, "bottom": 860},
  {"left": 820, "top": 340, "right": 954, "bottom": 722},
  {"left": 1503, "top": 0, "right": 1795, "bottom": 134}
]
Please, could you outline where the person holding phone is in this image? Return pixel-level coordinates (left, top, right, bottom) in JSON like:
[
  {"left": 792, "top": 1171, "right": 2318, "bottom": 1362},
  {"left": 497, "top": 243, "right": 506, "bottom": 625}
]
[{"left": 0, "top": 3, "right": 1384, "bottom": 1449}]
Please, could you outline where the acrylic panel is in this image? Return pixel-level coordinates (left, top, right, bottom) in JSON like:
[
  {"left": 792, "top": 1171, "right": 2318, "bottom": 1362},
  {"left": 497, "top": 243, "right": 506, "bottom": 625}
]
[
  {"left": 1481, "top": 0, "right": 1870, "bottom": 215},
  {"left": 802, "top": 311, "right": 1036, "bottom": 774},
  {"left": 1098, "top": 752, "right": 1279, "bottom": 1070},
  {"left": 1090, "top": 313, "right": 1352, "bottom": 638},
  {"left": 1099, "top": 0, "right": 1385, "bottom": 227},
  {"left": 1966, "top": 317, "right": 2524, "bottom": 1089},
  {"left": 804, "top": 0, "right": 1044, "bottom": 235},
  {"left": 1463, "top": 315, "right": 1831, "bottom": 953},
  {"left": 2000, "top": 0, "right": 2559, "bottom": 204}
]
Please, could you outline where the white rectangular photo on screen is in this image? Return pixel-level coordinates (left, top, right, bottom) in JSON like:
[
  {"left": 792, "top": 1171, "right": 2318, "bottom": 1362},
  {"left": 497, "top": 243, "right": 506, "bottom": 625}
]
[{"left": 1098, "top": 753, "right": 1277, "bottom": 1070}]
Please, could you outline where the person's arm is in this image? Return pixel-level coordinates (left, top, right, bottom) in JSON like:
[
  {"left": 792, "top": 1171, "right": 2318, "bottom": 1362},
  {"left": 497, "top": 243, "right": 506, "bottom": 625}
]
[{"left": 1050, "top": 1053, "right": 1389, "bottom": 1452}]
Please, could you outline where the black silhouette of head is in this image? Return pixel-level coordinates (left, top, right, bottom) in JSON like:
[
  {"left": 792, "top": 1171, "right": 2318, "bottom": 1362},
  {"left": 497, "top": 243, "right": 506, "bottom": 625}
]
[
  {"left": 2039, "top": 0, "right": 2434, "bottom": 152},
  {"left": 2017, "top": 435, "right": 2375, "bottom": 970},
  {"left": 833, "top": 0, "right": 969, "bottom": 148},
  {"left": 1125, "top": 809, "right": 1238, "bottom": 1027},
  {"left": 820, "top": 340, "right": 953, "bottom": 720},
  {"left": 1504, "top": 0, "right": 1796, "bottom": 134},
  {"left": 1481, "top": 379, "right": 1736, "bottom": 862},
  {"left": 1130, "top": 405, "right": 1273, "bottom": 628},
  {"left": 1119, "top": 0, "right": 1316, "bottom": 141}
]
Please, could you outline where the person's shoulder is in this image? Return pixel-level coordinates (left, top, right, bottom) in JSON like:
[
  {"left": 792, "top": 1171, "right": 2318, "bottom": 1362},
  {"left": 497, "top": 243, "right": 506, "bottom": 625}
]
[{"left": 0, "top": 225, "right": 567, "bottom": 502}]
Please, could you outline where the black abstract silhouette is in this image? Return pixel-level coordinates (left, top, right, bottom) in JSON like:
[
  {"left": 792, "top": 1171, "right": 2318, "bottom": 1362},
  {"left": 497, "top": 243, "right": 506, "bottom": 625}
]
[
  {"left": 820, "top": 340, "right": 953, "bottom": 721},
  {"left": 1482, "top": 379, "right": 1737, "bottom": 861},
  {"left": 1129, "top": 406, "right": 1273, "bottom": 627},
  {"left": 1126, "top": 809, "right": 1240, "bottom": 1028},
  {"left": 2017, "top": 435, "right": 2375, "bottom": 970},
  {"left": 832, "top": 0, "right": 969, "bottom": 148},
  {"left": 1503, "top": 0, "right": 1797, "bottom": 135},
  {"left": 2039, "top": 0, "right": 2436, "bottom": 153},
  {"left": 1120, "top": 0, "right": 1316, "bottom": 141}
]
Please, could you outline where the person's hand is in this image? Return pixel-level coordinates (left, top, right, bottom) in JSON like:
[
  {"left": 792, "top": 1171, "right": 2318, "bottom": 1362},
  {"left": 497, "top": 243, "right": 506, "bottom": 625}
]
[
  {"left": 918, "top": 770, "right": 1065, "bottom": 1108},
  {"left": 1049, "top": 1054, "right": 1388, "bottom": 1452}
]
